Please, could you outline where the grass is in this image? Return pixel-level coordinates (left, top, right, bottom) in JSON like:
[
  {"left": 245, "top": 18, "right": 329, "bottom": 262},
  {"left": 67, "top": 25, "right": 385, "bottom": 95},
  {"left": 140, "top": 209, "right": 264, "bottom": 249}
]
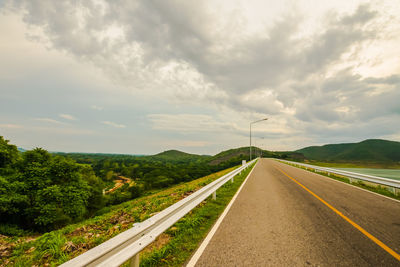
[
  {"left": 0, "top": 166, "right": 239, "bottom": 267},
  {"left": 135, "top": 161, "right": 256, "bottom": 266},
  {"left": 281, "top": 161, "right": 400, "bottom": 201}
]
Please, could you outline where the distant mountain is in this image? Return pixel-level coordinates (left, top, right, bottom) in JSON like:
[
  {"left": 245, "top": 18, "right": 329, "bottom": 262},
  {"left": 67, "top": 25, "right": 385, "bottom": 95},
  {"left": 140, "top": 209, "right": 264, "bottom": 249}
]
[
  {"left": 17, "top": 147, "right": 26, "bottom": 152},
  {"left": 151, "top": 150, "right": 210, "bottom": 161},
  {"left": 207, "top": 147, "right": 298, "bottom": 165},
  {"left": 297, "top": 139, "right": 400, "bottom": 163}
]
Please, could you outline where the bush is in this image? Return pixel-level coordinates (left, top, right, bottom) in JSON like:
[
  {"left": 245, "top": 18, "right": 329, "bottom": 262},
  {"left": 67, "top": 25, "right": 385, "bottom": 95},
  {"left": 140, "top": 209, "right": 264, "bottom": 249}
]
[{"left": 0, "top": 224, "right": 29, "bottom": 236}]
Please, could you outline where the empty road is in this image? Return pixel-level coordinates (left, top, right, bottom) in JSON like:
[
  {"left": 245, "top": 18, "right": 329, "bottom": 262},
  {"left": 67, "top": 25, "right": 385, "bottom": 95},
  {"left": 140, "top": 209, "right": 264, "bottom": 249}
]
[{"left": 192, "top": 159, "right": 400, "bottom": 266}]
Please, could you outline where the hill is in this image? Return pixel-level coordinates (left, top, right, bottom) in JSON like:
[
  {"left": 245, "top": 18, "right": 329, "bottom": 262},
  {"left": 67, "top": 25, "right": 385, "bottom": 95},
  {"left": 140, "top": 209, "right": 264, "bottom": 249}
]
[
  {"left": 208, "top": 147, "right": 251, "bottom": 165},
  {"left": 297, "top": 139, "right": 400, "bottom": 163},
  {"left": 151, "top": 149, "right": 210, "bottom": 162},
  {"left": 208, "top": 147, "right": 299, "bottom": 165}
]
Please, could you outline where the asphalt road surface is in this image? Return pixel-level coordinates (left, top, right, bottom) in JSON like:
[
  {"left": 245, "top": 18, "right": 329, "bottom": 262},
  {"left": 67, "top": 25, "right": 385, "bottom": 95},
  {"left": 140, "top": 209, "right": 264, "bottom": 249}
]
[{"left": 192, "top": 159, "right": 400, "bottom": 266}]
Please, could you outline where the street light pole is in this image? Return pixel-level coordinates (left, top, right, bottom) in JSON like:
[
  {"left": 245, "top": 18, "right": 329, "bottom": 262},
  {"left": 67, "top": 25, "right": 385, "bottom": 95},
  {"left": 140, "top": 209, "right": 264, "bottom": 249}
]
[{"left": 249, "top": 118, "right": 268, "bottom": 161}]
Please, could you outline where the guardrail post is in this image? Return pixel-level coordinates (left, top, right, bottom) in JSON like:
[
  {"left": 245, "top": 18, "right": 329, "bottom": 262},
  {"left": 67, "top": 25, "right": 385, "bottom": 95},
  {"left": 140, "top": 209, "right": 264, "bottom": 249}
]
[
  {"left": 388, "top": 186, "right": 397, "bottom": 195},
  {"left": 394, "top": 187, "right": 399, "bottom": 196},
  {"left": 130, "top": 253, "right": 140, "bottom": 267},
  {"left": 212, "top": 191, "right": 216, "bottom": 200}
]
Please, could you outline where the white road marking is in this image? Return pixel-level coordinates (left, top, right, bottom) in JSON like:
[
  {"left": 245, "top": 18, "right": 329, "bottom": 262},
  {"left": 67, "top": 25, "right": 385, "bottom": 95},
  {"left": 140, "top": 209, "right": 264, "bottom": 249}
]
[{"left": 186, "top": 160, "right": 259, "bottom": 267}]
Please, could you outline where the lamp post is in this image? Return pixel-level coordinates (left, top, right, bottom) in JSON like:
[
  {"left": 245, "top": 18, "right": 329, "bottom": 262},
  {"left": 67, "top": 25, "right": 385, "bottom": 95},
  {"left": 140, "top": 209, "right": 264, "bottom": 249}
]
[
  {"left": 250, "top": 118, "right": 268, "bottom": 161},
  {"left": 260, "top": 137, "right": 265, "bottom": 158}
]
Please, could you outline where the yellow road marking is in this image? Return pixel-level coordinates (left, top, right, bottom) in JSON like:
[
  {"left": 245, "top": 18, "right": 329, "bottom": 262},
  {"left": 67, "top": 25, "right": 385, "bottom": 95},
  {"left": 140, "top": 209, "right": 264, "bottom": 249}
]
[{"left": 274, "top": 166, "right": 400, "bottom": 262}]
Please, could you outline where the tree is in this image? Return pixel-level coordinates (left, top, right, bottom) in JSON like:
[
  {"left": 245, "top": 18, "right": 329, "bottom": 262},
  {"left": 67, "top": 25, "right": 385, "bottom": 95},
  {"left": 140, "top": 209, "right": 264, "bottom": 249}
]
[
  {"left": 0, "top": 137, "right": 104, "bottom": 231},
  {"left": 0, "top": 136, "right": 20, "bottom": 174}
]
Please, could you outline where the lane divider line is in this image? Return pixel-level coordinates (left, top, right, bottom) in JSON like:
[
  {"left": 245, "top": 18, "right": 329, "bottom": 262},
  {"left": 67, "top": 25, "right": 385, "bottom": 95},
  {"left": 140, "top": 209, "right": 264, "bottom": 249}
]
[
  {"left": 186, "top": 160, "right": 259, "bottom": 267},
  {"left": 274, "top": 166, "right": 400, "bottom": 262}
]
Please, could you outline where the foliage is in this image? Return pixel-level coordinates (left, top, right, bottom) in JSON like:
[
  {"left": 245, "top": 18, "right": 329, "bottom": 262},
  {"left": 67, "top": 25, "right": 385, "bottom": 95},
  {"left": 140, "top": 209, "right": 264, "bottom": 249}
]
[
  {"left": 0, "top": 224, "right": 30, "bottom": 236},
  {"left": 57, "top": 147, "right": 254, "bottom": 206},
  {"left": 1, "top": 167, "right": 236, "bottom": 266},
  {"left": 0, "top": 137, "right": 104, "bottom": 231},
  {"left": 0, "top": 136, "right": 21, "bottom": 177},
  {"left": 1, "top": 136, "right": 260, "bottom": 234}
]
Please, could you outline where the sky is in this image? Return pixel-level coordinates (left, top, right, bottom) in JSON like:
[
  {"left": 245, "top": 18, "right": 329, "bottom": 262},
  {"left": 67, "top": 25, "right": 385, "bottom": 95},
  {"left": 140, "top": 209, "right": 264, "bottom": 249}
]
[{"left": 0, "top": 0, "right": 399, "bottom": 155}]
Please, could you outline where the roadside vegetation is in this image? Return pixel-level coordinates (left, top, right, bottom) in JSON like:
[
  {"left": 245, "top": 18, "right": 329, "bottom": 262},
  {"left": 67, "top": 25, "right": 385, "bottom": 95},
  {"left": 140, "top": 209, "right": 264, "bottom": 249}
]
[
  {"left": 138, "top": 161, "right": 256, "bottom": 266},
  {"left": 0, "top": 137, "right": 104, "bottom": 232},
  {"left": 0, "top": 136, "right": 252, "bottom": 235},
  {"left": 0, "top": 166, "right": 238, "bottom": 266}
]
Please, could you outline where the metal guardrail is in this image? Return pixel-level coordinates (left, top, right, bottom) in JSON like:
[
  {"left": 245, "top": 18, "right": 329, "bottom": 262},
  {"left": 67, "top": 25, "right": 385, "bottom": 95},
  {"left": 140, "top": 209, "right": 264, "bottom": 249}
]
[
  {"left": 60, "top": 159, "right": 257, "bottom": 267},
  {"left": 276, "top": 159, "right": 400, "bottom": 194}
]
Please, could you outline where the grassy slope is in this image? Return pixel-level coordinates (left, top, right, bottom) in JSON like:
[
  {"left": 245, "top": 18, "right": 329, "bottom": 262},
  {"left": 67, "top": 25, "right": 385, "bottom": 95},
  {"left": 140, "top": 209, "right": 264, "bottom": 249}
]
[
  {"left": 0, "top": 167, "right": 237, "bottom": 266},
  {"left": 138, "top": 161, "right": 256, "bottom": 266},
  {"left": 297, "top": 139, "right": 400, "bottom": 164}
]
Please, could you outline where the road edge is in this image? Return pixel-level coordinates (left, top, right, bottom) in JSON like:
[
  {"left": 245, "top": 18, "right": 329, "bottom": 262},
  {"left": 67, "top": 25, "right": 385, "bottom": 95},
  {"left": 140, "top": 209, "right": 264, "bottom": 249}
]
[
  {"left": 186, "top": 159, "right": 259, "bottom": 267},
  {"left": 275, "top": 159, "right": 400, "bottom": 204}
]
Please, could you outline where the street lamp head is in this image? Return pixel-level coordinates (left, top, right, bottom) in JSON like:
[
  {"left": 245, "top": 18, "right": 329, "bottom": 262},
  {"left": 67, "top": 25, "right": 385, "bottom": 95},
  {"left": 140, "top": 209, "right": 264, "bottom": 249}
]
[{"left": 251, "top": 117, "right": 268, "bottom": 124}]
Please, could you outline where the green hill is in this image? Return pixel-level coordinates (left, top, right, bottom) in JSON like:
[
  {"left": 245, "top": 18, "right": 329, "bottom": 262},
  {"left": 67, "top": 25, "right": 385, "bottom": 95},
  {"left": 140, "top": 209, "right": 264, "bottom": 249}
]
[
  {"left": 208, "top": 147, "right": 251, "bottom": 165},
  {"left": 297, "top": 139, "right": 400, "bottom": 163},
  {"left": 207, "top": 147, "right": 296, "bottom": 165},
  {"left": 151, "top": 150, "right": 210, "bottom": 162}
]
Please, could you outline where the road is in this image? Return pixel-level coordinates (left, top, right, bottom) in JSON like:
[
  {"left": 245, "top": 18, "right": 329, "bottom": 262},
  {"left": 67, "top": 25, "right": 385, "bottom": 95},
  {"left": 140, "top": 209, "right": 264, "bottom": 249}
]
[{"left": 192, "top": 159, "right": 400, "bottom": 266}]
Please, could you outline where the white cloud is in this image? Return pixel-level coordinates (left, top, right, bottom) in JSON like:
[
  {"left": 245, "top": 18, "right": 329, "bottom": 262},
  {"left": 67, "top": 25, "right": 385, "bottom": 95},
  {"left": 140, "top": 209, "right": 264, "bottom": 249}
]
[
  {"left": 0, "top": 124, "right": 23, "bottom": 129},
  {"left": 34, "top": 118, "right": 64, "bottom": 124},
  {"left": 91, "top": 105, "right": 103, "bottom": 111},
  {"left": 59, "top": 113, "right": 77, "bottom": 120},
  {"left": 148, "top": 114, "right": 239, "bottom": 133},
  {"left": 101, "top": 121, "right": 126, "bottom": 128},
  {"left": 160, "top": 140, "right": 210, "bottom": 148}
]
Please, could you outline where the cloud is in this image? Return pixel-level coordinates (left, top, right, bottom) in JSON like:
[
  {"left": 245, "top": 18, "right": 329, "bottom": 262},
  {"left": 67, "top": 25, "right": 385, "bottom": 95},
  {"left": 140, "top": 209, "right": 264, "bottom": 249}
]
[
  {"left": 34, "top": 118, "right": 64, "bottom": 124},
  {"left": 148, "top": 114, "right": 239, "bottom": 133},
  {"left": 91, "top": 105, "right": 103, "bottom": 111},
  {"left": 1, "top": 1, "right": 400, "bottom": 153},
  {"left": 59, "top": 113, "right": 77, "bottom": 120},
  {"left": 0, "top": 124, "right": 23, "bottom": 129},
  {"left": 6, "top": 2, "right": 384, "bottom": 100},
  {"left": 101, "top": 121, "right": 126, "bottom": 128},
  {"left": 160, "top": 140, "right": 210, "bottom": 148}
]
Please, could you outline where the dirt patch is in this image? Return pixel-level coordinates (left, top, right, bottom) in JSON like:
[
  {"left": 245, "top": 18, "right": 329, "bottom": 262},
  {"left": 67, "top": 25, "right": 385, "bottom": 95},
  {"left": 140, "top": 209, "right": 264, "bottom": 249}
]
[
  {"left": 104, "top": 176, "right": 133, "bottom": 194},
  {"left": 0, "top": 242, "right": 15, "bottom": 257},
  {"left": 143, "top": 233, "right": 171, "bottom": 254},
  {"left": 108, "top": 211, "right": 135, "bottom": 226}
]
